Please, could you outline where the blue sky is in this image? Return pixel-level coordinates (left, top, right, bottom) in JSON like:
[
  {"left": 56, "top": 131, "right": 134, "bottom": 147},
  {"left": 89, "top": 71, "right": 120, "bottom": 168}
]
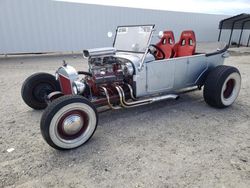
[{"left": 56, "top": 0, "right": 250, "bottom": 15}]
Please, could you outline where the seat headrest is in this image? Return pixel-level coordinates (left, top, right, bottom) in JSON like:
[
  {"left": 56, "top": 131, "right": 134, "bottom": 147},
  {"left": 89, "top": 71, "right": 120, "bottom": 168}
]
[
  {"left": 180, "top": 30, "right": 196, "bottom": 43},
  {"left": 159, "top": 31, "right": 175, "bottom": 45},
  {"left": 163, "top": 31, "right": 174, "bottom": 38}
]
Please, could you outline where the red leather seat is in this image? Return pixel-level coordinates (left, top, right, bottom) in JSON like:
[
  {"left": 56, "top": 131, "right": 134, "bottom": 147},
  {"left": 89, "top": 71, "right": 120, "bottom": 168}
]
[
  {"left": 155, "top": 31, "right": 175, "bottom": 59},
  {"left": 173, "top": 30, "right": 196, "bottom": 57}
]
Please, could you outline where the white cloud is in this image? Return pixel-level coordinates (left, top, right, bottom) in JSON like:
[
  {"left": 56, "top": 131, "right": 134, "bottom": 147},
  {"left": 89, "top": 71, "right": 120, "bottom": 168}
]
[{"left": 55, "top": 0, "right": 250, "bottom": 15}]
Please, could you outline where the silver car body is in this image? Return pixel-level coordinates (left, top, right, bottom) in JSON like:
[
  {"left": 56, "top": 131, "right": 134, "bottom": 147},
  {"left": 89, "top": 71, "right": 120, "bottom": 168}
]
[
  {"left": 86, "top": 25, "right": 228, "bottom": 98},
  {"left": 112, "top": 25, "right": 227, "bottom": 97}
]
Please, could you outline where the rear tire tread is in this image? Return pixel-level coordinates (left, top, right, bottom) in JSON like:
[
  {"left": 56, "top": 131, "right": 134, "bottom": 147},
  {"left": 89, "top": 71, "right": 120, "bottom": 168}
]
[{"left": 203, "top": 65, "right": 240, "bottom": 108}]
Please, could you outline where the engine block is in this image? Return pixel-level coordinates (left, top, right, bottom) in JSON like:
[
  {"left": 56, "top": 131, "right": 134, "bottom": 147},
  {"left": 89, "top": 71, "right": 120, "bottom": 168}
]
[{"left": 88, "top": 56, "right": 132, "bottom": 85}]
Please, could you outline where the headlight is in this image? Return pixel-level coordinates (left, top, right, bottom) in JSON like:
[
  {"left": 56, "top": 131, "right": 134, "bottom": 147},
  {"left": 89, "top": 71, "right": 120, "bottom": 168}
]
[{"left": 72, "top": 81, "right": 86, "bottom": 95}]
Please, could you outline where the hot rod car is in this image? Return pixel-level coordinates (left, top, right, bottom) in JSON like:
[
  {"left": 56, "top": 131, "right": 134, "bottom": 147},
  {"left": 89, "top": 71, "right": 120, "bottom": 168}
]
[{"left": 21, "top": 25, "right": 241, "bottom": 150}]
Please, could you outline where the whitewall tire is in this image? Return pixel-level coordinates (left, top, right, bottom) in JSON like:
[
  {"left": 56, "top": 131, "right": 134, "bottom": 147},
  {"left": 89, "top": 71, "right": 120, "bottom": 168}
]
[
  {"left": 40, "top": 95, "right": 98, "bottom": 150},
  {"left": 203, "top": 65, "right": 241, "bottom": 108}
]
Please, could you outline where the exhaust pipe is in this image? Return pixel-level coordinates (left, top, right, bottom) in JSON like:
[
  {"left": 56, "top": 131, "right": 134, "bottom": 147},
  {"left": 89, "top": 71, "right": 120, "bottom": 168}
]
[
  {"left": 100, "top": 85, "right": 178, "bottom": 110},
  {"left": 115, "top": 86, "right": 178, "bottom": 108},
  {"left": 125, "top": 84, "right": 137, "bottom": 101},
  {"left": 100, "top": 86, "right": 122, "bottom": 110}
]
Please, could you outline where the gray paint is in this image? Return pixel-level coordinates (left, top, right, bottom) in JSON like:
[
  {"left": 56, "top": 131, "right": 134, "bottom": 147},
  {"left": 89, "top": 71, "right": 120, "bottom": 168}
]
[
  {"left": 115, "top": 50, "right": 226, "bottom": 98},
  {"left": 0, "top": 0, "right": 230, "bottom": 54}
]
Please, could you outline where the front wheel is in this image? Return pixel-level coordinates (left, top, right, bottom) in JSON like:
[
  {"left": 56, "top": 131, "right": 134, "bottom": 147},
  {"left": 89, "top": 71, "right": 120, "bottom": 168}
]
[
  {"left": 40, "top": 95, "right": 98, "bottom": 150},
  {"left": 203, "top": 65, "right": 241, "bottom": 108},
  {"left": 21, "top": 73, "right": 60, "bottom": 109}
]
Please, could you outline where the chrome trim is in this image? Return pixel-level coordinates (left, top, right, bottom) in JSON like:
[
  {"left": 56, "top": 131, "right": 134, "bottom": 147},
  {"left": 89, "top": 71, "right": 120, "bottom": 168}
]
[
  {"left": 126, "top": 84, "right": 137, "bottom": 101},
  {"left": 73, "top": 81, "right": 86, "bottom": 95},
  {"left": 100, "top": 86, "right": 122, "bottom": 110},
  {"left": 115, "top": 85, "right": 178, "bottom": 108},
  {"left": 62, "top": 114, "right": 83, "bottom": 135},
  {"left": 100, "top": 84, "right": 178, "bottom": 110},
  {"left": 123, "top": 62, "right": 134, "bottom": 76},
  {"left": 57, "top": 64, "right": 79, "bottom": 94},
  {"left": 57, "top": 65, "right": 78, "bottom": 81},
  {"left": 83, "top": 47, "right": 116, "bottom": 58}
]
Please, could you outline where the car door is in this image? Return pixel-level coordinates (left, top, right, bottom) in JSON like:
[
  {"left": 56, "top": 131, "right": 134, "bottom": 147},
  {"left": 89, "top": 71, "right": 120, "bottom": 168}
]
[
  {"left": 146, "top": 59, "right": 175, "bottom": 93},
  {"left": 146, "top": 57, "right": 191, "bottom": 93},
  {"left": 146, "top": 55, "right": 207, "bottom": 93}
]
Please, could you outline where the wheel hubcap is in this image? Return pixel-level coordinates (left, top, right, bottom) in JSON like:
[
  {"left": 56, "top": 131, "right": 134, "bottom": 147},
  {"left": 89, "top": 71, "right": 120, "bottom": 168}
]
[
  {"left": 57, "top": 110, "right": 89, "bottom": 140},
  {"left": 62, "top": 115, "right": 83, "bottom": 135}
]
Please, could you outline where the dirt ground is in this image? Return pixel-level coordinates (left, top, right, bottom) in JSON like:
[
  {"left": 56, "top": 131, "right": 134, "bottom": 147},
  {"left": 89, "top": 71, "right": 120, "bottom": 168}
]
[{"left": 0, "top": 50, "right": 249, "bottom": 188}]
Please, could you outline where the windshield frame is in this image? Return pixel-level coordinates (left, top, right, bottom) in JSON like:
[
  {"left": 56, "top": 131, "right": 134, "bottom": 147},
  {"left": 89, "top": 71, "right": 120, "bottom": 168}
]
[{"left": 112, "top": 24, "right": 155, "bottom": 54}]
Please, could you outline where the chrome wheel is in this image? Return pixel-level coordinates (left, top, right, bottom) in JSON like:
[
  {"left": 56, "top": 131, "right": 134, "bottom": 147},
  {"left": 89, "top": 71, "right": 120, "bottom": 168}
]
[
  {"left": 55, "top": 109, "right": 88, "bottom": 141},
  {"left": 50, "top": 103, "right": 96, "bottom": 149},
  {"left": 62, "top": 114, "right": 84, "bottom": 136},
  {"left": 41, "top": 96, "right": 98, "bottom": 150}
]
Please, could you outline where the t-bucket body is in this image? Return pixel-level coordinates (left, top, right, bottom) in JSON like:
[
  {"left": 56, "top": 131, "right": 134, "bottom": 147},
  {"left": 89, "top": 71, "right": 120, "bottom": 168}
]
[
  {"left": 21, "top": 24, "right": 240, "bottom": 150},
  {"left": 109, "top": 25, "right": 228, "bottom": 97}
]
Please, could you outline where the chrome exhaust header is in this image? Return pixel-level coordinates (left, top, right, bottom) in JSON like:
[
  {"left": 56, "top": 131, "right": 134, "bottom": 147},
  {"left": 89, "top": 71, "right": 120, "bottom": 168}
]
[
  {"left": 100, "top": 86, "right": 121, "bottom": 110},
  {"left": 115, "top": 86, "right": 178, "bottom": 108},
  {"left": 100, "top": 85, "right": 178, "bottom": 110}
]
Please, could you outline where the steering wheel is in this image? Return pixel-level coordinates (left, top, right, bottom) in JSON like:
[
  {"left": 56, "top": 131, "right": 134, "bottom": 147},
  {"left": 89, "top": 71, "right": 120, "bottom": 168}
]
[{"left": 149, "top": 44, "right": 165, "bottom": 60}]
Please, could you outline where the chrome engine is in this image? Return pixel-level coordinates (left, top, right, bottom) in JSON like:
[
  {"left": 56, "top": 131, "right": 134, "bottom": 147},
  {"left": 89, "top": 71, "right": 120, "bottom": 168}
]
[
  {"left": 88, "top": 56, "right": 134, "bottom": 85},
  {"left": 57, "top": 47, "right": 134, "bottom": 96},
  {"left": 85, "top": 47, "right": 134, "bottom": 85}
]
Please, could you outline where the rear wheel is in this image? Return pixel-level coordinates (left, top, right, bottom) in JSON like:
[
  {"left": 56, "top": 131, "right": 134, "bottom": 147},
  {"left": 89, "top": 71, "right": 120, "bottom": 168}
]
[
  {"left": 40, "top": 95, "right": 98, "bottom": 150},
  {"left": 21, "top": 73, "right": 60, "bottom": 109},
  {"left": 203, "top": 65, "right": 241, "bottom": 108}
]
